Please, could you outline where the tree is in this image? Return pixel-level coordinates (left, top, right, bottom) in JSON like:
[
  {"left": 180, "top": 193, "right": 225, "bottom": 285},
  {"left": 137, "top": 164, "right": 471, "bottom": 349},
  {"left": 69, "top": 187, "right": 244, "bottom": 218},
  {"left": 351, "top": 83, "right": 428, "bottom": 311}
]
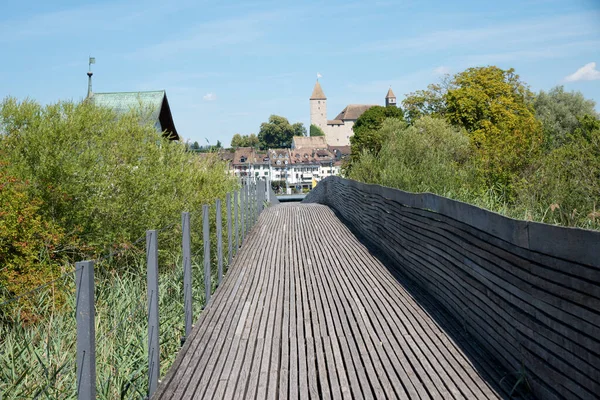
[
  {"left": 348, "top": 117, "right": 472, "bottom": 195},
  {"left": 215, "top": 140, "right": 222, "bottom": 149},
  {"left": 534, "top": 86, "right": 599, "bottom": 151},
  {"left": 444, "top": 66, "right": 542, "bottom": 192},
  {"left": 402, "top": 78, "right": 449, "bottom": 123},
  {"left": 348, "top": 105, "right": 405, "bottom": 170},
  {"left": 310, "top": 124, "right": 325, "bottom": 137},
  {"left": 247, "top": 133, "right": 259, "bottom": 148},
  {"left": 231, "top": 134, "right": 244, "bottom": 148},
  {"left": 231, "top": 133, "right": 259, "bottom": 148},
  {"left": 258, "top": 115, "right": 305, "bottom": 149},
  {"left": 516, "top": 113, "right": 600, "bottom": 226},
  {"left": 292, "top": 122, "right": 307, "bottom": 137}
]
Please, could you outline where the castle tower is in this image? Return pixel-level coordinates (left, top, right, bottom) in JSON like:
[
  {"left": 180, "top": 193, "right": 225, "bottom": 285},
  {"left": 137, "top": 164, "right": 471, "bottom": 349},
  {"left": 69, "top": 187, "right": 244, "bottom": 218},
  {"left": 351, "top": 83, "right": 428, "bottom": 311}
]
[
  {"left": 310, "top": 80, "right": 327, "bottom": 132},
  {"left": 385, "top": 87, "right": 397, "bottom": 107}
]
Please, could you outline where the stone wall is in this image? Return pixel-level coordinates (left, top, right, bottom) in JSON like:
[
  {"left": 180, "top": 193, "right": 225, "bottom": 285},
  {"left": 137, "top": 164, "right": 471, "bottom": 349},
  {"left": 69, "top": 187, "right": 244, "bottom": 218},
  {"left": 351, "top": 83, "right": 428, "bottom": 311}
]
[
  {"left": 304, "top": 176, "right": 600, "bottom": 400},
  {"left": 325, "top": 120, "right": 354, "bottom": 146}
]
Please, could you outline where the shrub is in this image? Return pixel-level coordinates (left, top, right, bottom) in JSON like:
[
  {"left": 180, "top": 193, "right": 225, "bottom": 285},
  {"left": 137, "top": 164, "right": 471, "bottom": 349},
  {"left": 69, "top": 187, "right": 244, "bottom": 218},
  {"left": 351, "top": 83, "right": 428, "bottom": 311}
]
[
  {"left": 349, "top": 117, "right": 476, "bottom": 195},
  {"left": 0, "top": 158, "right": 66, "bottom": 307},
  {"left": 0, "top": 97, "right": 237, "bottom": 266}
]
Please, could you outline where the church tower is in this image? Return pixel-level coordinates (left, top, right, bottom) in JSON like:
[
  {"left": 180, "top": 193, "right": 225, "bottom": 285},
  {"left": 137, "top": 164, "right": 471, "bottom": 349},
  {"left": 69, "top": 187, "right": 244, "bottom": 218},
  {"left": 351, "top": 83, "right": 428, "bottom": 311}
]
[
  {"left": 385, "top": 87, "right": 397, "bottom": 107},
  {"left": 310, "top": 80, "right": 327, "bottom": 132}
]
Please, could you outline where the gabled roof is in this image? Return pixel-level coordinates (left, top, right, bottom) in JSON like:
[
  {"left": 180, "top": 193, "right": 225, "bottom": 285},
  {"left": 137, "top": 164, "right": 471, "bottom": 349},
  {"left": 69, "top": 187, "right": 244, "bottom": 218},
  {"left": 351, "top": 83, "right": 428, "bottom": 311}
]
[
  {"left": 385, "top": 88, "right": 396, "bottom": 99},
  {"left": 232, "top": 147, "right": 255, "bottom": 165},
  {"left": 334, "top": 104, "right": 377, "bottom": 121},
  {"left": 310, "top": 81, "right": 327, "bottom": 100},
  {"left": 91, "top": 90, "right": 179, "bottom": 140}
]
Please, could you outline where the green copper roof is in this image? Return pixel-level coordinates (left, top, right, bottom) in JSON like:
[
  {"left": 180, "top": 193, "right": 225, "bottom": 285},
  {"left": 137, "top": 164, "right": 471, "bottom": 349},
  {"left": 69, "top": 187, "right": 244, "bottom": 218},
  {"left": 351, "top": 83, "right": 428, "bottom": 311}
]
[{"left": 91, "top": 90, "right": 179, "bottom": 140}]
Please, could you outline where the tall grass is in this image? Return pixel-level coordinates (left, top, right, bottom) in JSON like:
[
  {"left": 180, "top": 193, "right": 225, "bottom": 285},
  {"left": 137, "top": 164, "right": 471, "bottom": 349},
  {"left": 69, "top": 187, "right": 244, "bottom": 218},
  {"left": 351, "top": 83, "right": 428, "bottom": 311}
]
[{"left": 0, "top": 213, "right": 233, "bottom": 399}]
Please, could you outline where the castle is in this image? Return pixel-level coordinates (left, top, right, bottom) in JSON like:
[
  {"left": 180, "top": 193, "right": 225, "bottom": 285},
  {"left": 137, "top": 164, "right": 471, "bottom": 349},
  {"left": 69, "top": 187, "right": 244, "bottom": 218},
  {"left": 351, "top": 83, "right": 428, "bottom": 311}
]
[{"left": 310, "top": 81, "right": 396, "bottom": 146}]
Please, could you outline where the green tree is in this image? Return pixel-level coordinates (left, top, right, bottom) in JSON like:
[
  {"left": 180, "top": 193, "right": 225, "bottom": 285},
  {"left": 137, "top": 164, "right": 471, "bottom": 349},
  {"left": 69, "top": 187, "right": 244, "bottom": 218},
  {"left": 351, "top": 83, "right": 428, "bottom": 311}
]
[
  {"left": 310, "top": 124, "right": 325, "bottom": 137},
  {"left": 534, "top": 86, "right": 599, "bottom": 151},
  {"left": 444, "top": 66, "right": 542, "bottom": 193},
  {"left": 231, "top": 133, "right": 259, "bottom": 148},
  {"left": 215, "top": 140, "right": 222, "bottom": 149},
  {"left": 349, "top": 117, "right": 473, "bottom": 194},
  {"left": 247, "top": 133, "right": 259, "bottom": 148},
  {"left": 402, "top": 79, "right": 449, "bottom": 123},
  {"left": 292, "top": 122, "right": 307, "bottom": 137},
  {"left": 348, "top": 105, "right": 405, "bottom": 170},
  {"left": 258, "top": 115, "right": 304, "bottom": 149},
  {"left": 515, "top": 114, "right": 600, "bottom": 226},
  {"left": 231, "top": 133, "right": 245, "bottom": 148}
]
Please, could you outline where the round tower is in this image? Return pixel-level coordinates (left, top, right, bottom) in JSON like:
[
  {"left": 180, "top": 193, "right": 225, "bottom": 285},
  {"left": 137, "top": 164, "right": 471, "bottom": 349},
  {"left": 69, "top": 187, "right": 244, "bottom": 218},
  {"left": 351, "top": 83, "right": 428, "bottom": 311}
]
[{"left": 310, "top": 80, "right": 327, "bottom": 132}]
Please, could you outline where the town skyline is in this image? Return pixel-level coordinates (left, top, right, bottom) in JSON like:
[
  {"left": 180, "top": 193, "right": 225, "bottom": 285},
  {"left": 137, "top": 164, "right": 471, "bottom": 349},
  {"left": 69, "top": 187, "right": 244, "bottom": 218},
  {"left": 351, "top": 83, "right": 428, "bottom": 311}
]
[{"left": 1, "top": 0, "right": 599, "bottom": 146}]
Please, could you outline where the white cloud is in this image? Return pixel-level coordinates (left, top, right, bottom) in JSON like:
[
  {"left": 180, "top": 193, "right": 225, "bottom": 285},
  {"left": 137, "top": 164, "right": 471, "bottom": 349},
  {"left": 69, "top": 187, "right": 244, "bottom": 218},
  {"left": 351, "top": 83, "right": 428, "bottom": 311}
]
[
  {"left": 433, "top": 66, "right": 451, "bottom": 75},
  {"left": 564, "top": 62, "right": 600, "bottom": 82},
  {"left": 203, "top": 93, "right": 217, "bottom": 101}
]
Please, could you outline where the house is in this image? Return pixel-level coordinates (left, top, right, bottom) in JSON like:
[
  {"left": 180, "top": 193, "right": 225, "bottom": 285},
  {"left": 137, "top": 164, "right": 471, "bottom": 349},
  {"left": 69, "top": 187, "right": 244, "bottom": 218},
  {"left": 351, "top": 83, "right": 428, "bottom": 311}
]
[
  {"left": 86, "top": 64, "right": 179, "bottom": 140},
  {"left": 90, "top": 91, "right": 179, "bottom": 140}
]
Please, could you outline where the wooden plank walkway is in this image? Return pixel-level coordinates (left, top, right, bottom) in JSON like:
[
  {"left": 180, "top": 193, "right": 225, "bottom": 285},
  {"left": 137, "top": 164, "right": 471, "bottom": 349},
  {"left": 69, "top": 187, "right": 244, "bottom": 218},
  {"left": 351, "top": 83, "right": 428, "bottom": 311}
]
[{"left": 154, "top": 203, "right": 503, "bottom": 399}]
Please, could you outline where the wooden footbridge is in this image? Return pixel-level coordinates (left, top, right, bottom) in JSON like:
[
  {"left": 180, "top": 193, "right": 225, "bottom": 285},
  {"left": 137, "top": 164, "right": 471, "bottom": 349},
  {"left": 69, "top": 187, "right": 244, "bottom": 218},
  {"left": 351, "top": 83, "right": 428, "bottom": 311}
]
[
  {"left": 153, "top": 177, "right": 600, "bottom": 400},
  {"left": 154, "top": 203, "right": 500, "bottom": 399}
]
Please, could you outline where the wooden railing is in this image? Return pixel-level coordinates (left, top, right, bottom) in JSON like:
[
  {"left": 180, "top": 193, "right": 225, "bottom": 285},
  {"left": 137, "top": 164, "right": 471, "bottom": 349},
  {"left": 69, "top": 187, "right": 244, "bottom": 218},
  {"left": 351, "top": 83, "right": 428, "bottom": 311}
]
[{"left": 305, "top": 176, "right": 600, "bottom": 400}]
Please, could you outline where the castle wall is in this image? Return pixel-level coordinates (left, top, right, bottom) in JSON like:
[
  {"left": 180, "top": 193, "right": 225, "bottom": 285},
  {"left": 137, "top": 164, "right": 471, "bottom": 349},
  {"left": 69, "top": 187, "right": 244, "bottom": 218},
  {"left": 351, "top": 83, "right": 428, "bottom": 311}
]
[{"left": 325, "top": 120, "right": 354, "bottom": 146}]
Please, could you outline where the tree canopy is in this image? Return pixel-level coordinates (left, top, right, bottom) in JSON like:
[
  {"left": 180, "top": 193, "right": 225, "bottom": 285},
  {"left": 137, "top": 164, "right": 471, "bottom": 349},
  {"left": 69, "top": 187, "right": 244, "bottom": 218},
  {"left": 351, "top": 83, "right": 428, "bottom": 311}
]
[
  {"left": 230, "top": 133, "right": 259, "bottom": 148},
  {"left": 444, "top": 66, "right": 542, "bottom": 189},
  {"left": 257, "top": 115, "right": 306, "bottom": 149},
  {"left": 347, "top": 64, "right": 600, "bottom": 229},
  {"left": 348, "top": 105, "right": 405, "bottom": 170},
  {"left": 402, "top": 80, "right": 448, "bottom": 123},
  {"left": 534, "top": 86, "right": 598, "bottom": 151},
  {"left": 310, "top": 124, "right": 325, "bottom": 137}
]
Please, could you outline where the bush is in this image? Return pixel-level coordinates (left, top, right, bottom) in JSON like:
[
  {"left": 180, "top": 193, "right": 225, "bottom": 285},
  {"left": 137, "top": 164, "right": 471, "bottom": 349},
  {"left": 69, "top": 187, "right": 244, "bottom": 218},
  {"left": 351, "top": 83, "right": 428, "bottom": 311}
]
[
  {"left": 350, "top": 117, "right": 476, "bottom": 195},
  {"left": 515, "top": 115, "right": 600, "bottom": 228},
  {"left": 1, "top": 98, "right": 236, "bottom": 259},
  {"left": 0, "top": 159, "right": 67, "bottom": 309}
]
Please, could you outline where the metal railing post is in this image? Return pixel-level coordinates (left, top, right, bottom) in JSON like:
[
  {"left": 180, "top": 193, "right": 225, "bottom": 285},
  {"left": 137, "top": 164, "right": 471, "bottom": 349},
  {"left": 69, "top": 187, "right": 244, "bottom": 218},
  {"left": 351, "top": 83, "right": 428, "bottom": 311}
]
[
  {"left": 75, "top": 260, "right": 96, "bottom": 400},
  {"left": 241, "top": 186, "right": 246, "bottom": 241},
  {"left": 256, "top": 180, "right": 262, "bottom": 216},
  {"left": 266, "top": 176, "right": 270, "bottom": 203},
  {"left": 203, "top": 205, "right": 211, "bottom": 306},
  {"left": 227, "top": 193, "right": 232, "bottom": 267},
  {"left": 216, "top": 199, "right": 223, "bottom": 286},
  {"left": 146, "top": 230, "right": 160, "bottom": 398},
  {"left": 234, "top": 190, "right": 239, "bottom": 252},
  {"left": 182, "top": 212, "right": 192, "bottom": 340}
]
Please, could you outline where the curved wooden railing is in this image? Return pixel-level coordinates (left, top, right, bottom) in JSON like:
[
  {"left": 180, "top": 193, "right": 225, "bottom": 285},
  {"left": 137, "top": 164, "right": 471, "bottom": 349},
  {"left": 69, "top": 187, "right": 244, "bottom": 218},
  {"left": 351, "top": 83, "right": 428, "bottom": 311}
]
[{"left": 304, "top": 176, "right": 600, "bottom": 400}]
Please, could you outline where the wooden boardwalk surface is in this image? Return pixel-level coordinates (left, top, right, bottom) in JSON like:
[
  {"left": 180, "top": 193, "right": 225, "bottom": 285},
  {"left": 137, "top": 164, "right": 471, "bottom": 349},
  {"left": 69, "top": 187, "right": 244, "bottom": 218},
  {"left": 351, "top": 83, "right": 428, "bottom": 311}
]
[{"left": 154, "top": 203, "right": 503, "bottom": 399}]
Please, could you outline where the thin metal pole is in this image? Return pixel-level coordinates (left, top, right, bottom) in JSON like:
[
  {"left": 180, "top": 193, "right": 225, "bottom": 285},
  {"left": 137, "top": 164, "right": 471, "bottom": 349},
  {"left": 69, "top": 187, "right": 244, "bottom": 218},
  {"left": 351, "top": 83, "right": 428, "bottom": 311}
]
[
  {"left": 266, "top": 175, "right": 270, "bottom": 203},
  {"left": 241, "top": 185, "right": 246, "bottom": 242},
  {"left": 146, "top": 230, "right": 160, "bottom": 398},
  {"left": 216, "top": 199, "right": 223, "bottom": 286},
  {"left": 227, "top": 193, "right": 232, "bottom": 267},
  {"left": 75, "top": 260, "right": 96, "bottom": 400},
  {"left": 234, "top": 190, "right": 239, "bottom": 252},
  {"left": 182, "top": 212, "right": 192, "bottom": 340},
  {"left": 255, "top": 181, "right": 259, "bottom": 218},
  {"left": 203, "top": 205, "right": 211, "bottom": 306}
]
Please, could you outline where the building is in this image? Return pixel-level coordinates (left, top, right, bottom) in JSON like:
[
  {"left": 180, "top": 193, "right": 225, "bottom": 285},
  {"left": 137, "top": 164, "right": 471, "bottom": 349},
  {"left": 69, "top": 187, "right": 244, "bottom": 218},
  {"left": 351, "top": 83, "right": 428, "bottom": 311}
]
[
  {"left": 86, "top": 62, "right": 179, "bottom": 140},
  {"left": 90, "top": 91, "right": 179, "bottom": 140},
  {"left": 231, "top": 147, "right": 270, "bottom": 178},
  {"left": 309, "top": 81, "right": 397, "bottom": 146}
]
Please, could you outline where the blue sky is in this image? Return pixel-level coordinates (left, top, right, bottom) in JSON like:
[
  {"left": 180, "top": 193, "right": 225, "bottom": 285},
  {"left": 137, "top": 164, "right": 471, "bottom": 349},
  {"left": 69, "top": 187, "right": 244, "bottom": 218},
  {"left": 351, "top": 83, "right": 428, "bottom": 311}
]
[{"left": 1, "top": 0, "right": 599, "bottom": 146}]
